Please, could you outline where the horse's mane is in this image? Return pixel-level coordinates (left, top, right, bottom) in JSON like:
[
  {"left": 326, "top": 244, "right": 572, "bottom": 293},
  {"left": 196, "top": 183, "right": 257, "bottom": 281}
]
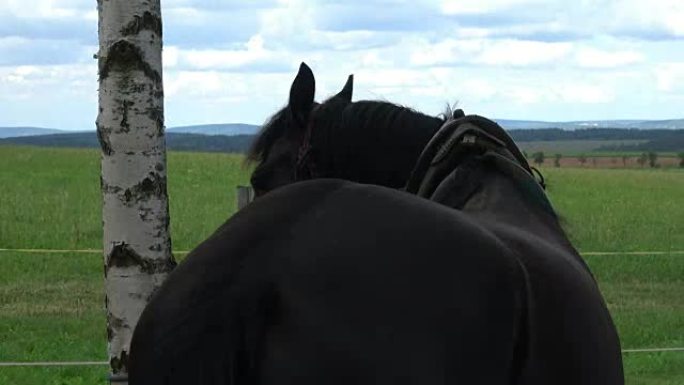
[
  {"left": 246, "top": 106, "right": 290, "bottom": 163},
  {"left": 337, "top": 100, "right": 449, "bottom": 138},
  {"left": 309, "top": 99, "right": 447, "bottom": 185},
  {"left": 246, "top": 98, "right": 454, "bottom": 186}
]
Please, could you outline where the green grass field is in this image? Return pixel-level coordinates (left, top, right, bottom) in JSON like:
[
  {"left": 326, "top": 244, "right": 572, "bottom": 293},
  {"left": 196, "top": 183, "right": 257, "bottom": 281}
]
[{"left": 1, "top": 145, "right": 682, "bottom": 384}]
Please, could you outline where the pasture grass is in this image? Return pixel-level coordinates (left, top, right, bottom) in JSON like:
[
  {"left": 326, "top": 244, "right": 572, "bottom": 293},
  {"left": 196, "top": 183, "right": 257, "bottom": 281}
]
[
  {"left": 1, "top": 145, "right": 683, "bottom": 384},
  {"left": 0, "top": 145, "right": 250, "bottom": 251},
  {"left": 543, "top": 167, "right": 683, "bottom": 253}
]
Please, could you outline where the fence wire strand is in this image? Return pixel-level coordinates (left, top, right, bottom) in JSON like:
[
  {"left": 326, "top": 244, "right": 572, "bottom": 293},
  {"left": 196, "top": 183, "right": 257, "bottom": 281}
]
[
  {"left": 1, "top": 247, "right": 682, "bottom": 368},
  {"left": 1, "top": 347, "right": 683, "bottom": 367},
  {"left": 1, "top": 248, "right": 683, "bottom": 256}
]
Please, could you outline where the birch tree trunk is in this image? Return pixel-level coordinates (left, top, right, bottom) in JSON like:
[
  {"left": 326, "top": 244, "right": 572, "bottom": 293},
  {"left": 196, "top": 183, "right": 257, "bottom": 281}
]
[{"left": 96, "top": 1, "right": 175, "bottom": 382}]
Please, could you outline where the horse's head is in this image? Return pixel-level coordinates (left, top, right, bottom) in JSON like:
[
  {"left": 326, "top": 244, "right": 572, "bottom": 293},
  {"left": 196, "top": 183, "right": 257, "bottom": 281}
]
[{"left": 247, "top": 62, "right": 353, "bottom": 197}]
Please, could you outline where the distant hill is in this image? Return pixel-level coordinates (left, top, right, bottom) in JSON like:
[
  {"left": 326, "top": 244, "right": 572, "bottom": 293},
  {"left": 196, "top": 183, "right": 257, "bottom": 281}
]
[
  {"left": 496, "top": 119, "right": 684, "bottom": 130},
  {"left": 3, "top": 128, "right": 683, "bottom": 154},
  {"left": 0, "top": 127, "right": 65, "bottom": 138},
  {"left": 0, "top": 132, "right": 255, "bottom": 153},
  {"left": 0, "top": 124, "right": 260, "bottom": 139},
  {"left": 2, "top": 119, "right": 683, "bottom": 140},
  {"left": 167, "top": 123, "right": 260, "bottom": 136}
]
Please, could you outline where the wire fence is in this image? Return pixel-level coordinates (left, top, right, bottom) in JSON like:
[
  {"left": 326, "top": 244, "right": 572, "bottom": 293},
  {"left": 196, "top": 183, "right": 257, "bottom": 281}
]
[
  {"left": 2, "top": 248, "right": 683, "bottom": 256},
  {"left": 2, "top": 211, "right": 683, "bottom": 370},
  {"left": 1, "top": 347, "right": 683, "bottom": 368}
]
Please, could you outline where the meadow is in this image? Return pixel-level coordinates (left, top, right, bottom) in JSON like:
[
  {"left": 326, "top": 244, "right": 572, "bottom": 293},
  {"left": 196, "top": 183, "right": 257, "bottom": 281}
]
[{"left": 0, "top": 145, "right": 682, "bottom": 384}]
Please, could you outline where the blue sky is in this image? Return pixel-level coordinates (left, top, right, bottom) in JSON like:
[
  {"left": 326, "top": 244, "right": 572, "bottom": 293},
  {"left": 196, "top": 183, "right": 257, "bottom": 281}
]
[{"left": 1, "top": 0, "right": 683, "bottom": 130}]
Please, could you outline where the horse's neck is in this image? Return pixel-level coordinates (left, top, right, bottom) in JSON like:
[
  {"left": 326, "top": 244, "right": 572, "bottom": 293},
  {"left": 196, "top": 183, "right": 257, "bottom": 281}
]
[{"left": 326, "top": 110, "right": 441, "bottom": 188}]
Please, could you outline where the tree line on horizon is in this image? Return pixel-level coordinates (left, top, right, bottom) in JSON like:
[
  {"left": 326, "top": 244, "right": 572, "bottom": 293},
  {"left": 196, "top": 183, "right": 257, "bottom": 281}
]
[
  {"left": 1, "top": 128, "right": 682, "bottom": 155},
  {"left": 525, "top": 151, "right": 684, "bottom": 168}
]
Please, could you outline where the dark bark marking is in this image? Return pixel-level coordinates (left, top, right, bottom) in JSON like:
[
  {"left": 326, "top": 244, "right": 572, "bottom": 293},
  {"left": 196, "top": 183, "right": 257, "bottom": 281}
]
[
  {"left": 106, "top": 242, "right": 176, "bottom": 274},
  {"left": 97, "top": 127, "right": 113, "bottom": 156},
  {"left": 145, "top": 106, "right": 164, "bottom": 137},
  {"left": 110, "top": 350, "right": 129, "bottom": 374},
  {"left": 121, "top": 171, "right": 167, "bottom": 205},
  {"left": 119, "top": 100, "right": 133, "bottom": 133},
  {"left": 138, "top": 207, "right": 153, "bottom": 221},
  {"left": 131, "top": 83, "right": 146, "bottom": 93},
  {"left": 120, "top": 11, "right": 162, "bottom": 37},
  {"left": 103, "top": 181, "right": 123, "bottom": 194},
  {"left": 106, "top": 314, "right": 126, "bottom": 343},
  {"left": 107, "top": 242, "right": 144, "bottom": 269},
  {"left": 123, "top": 189, "right": 133, "bottom": 202},
  {"left": 139, "top": 172, "right": 166, "bottom": 197},
  {"left": 99, "top": 40, "right": 161, "bottom": 84}
]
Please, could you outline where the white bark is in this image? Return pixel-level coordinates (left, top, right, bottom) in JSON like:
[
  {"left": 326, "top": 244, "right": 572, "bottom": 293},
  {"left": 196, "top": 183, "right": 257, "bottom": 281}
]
[{"left": 97, "top": 0, "right": 175, "bottom": 382}]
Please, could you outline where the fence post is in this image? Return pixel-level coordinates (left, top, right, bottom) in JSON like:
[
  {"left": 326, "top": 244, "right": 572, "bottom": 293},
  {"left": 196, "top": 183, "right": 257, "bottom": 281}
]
[{"left": 237, "top": 185, "right": 255, "bottom": 210}]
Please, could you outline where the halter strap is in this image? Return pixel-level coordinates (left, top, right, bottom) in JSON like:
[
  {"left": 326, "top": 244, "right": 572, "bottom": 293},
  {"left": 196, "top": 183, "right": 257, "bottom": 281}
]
[{"left": 294, "top": 105, "right": 320, "bottom": 181}]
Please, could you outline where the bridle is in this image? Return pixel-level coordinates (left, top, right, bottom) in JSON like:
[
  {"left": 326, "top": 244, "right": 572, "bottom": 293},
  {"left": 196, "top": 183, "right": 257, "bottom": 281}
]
[{"left": 293, "top": 104, "right": 321, "bottom": 181}]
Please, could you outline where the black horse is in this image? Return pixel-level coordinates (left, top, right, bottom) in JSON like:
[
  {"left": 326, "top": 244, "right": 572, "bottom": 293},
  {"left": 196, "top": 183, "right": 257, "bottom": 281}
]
[{"left": 129, "top": 63, "right": 623, "bottom": 384}]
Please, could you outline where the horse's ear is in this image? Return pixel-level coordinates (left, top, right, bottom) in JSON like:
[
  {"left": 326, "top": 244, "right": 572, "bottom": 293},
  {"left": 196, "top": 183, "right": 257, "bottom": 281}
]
[
  {"left": 289, "top": 62, "right": 315, "bottom": 125},
  {"left": 334, "top": 74, "right": 353, "bottom": 102}
]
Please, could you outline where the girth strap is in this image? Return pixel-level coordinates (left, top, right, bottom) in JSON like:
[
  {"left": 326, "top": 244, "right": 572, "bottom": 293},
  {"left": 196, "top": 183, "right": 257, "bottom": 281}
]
[{"left": 405, "top": 111, "right": 541, "bottom": 199}]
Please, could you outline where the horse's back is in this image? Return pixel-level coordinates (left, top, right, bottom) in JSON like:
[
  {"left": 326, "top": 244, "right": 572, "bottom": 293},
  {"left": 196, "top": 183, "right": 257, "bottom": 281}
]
[
  {"left": 130, "top": 179, "right": 526, "bottom": 384},
  {"left": 129, "top": 179, "right": 622, "bottom": 384},
  {"left": 255, "top": 181, "right": 527, "bottom": 384}
]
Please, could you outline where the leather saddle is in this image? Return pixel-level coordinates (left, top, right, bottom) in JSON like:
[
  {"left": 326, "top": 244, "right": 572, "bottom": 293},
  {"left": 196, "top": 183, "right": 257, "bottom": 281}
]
[{"left": 405, "top": 109, "right": 544, "bottom": 203}]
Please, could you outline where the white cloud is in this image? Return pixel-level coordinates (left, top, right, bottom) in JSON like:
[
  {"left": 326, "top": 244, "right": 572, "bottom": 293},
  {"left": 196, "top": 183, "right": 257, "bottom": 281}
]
[
  {"left": 163, "top": 46, "right": 180, "bottom": 69},
  {"left": 165, "top": 71, "right": 226, "bottom": 98},
  {"left": 177, "top": 35, "right": 271, "bottom": 70},
  {"left": 655, "top": 63, "right": 684, "bottom": 92},
  {"left": 608, "top": 0, "right": 684, "bottom": 37},
  {"left": 440, "top": 0, "right": 545, "bottom": 15},
  {"left": 409, "top": 38, "right": 572, "bottom": 67},
  {"left": 1, "top": 0, "right": 684, "bottom": 128},
  {"left": 460, "top": 79, "right": 498, "bottom": 101},
  {"left": 164, "top": 69, "right": 291, "bottom": 101},
  {"left": 439, "top": 0, "right": 684, "bottom": 41},
  {"left": 0, "top": 63, "right": 95, "bottom": 95},
  {"left": 0, "top": 0, "right": 92, "bottom": 20},
  {"left": 0, "top": 63, "right": 96, "bottom": 128},
  {"left": 558, "top": 84, "right": 615, "bottom": 104},
  {"left": 575, "top": 48, "right": 644, "bottom": 69},
  {"left": 476, "top": 39, "right": 572, "bottom": 67},
  {"left": 259, "top": 1, "right": 316, "bottom": 45}
]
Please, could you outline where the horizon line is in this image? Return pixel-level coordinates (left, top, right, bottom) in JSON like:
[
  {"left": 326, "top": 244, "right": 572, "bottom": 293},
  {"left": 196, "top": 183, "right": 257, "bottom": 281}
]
[{"left": 3, "top": 117, "right": 684, "bottom": 132}]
